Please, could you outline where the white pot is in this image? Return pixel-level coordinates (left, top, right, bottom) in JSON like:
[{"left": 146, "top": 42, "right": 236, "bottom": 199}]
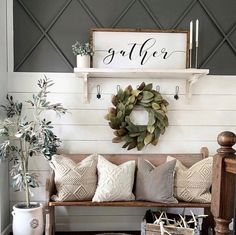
[
  {"left": 76, "top": 54, "right": 90, "bottom": 68},
  {"left": 12, "top": 202, "right": 44, "bottom": 235}
]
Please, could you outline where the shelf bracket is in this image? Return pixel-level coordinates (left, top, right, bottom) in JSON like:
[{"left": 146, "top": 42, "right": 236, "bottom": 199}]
[
  {"left": 186, "top": 74, "right": 203, "bottom": 100},
  {"left": 82, "top": 72, "right": 89, "bottom": 103}
]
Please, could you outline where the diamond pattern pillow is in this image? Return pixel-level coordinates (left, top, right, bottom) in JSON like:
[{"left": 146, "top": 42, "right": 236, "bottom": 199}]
[
  {"left": 50, "top": 154, "right": 97, "bottom": 201},
  {"left": 167, "top": 156, "right": 213, "bottom": 203},
  {"left": 92, "top": 155, "right": 135, "bottom": 202}
]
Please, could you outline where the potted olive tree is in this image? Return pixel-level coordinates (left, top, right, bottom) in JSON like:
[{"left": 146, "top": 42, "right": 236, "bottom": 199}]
[
  {"left": 72, "top": 41, "right": 94, "bottom": 68},
  {"left": 0, "top": 76, "right": 67, "bottom": 235}
]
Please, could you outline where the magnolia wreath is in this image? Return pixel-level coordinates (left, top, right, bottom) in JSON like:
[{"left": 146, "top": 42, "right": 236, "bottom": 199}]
[{"left": 105, "top": 82, "right": 169, "bottom": 151}]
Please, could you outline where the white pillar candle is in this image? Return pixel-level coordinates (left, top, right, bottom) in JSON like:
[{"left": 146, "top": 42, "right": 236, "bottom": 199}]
[
  {"left": 196, "top": 19, "right": 199, "bottom": 47},
  {"left": 189, "top": 21, "right": 193, "bottom": 49}
]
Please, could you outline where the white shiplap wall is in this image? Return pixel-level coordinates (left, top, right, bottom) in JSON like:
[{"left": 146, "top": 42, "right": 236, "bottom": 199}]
[{"left": 8, "top": 71, "right": 236, "bottom": 231}]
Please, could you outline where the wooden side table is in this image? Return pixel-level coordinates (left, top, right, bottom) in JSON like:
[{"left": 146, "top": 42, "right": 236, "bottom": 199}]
[{"left": 211, "top": 131, "right": 236, "bottom": 235}]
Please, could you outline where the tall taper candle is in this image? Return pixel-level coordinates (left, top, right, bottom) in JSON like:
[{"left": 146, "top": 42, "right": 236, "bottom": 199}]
[
  {"left": 190, "top": 21, "right": 193, "bottom": 49},
  {"left": 196, "top": 19, "right": 199, "bottom": 47},
  {"left": 195, "top": 19, "right": 199, "bottom": 68},
  {"left": 189, "top": 21, "right": 193, "bottom": 68}
]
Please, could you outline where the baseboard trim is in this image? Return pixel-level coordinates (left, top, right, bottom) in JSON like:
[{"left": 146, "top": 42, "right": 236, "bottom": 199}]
[{"left": 1, "top": 224, "right": 11, "bottom": 235}]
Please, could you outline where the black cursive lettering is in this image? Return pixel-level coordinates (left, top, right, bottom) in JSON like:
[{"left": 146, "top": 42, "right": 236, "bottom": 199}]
[{"left": 101, "top": 38, "right": 186, "bottom": 66}]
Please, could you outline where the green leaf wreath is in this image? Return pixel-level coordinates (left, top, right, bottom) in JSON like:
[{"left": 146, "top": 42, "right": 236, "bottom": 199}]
[{"left": 105, "top": 82, "right": 169, "bottom": 151}]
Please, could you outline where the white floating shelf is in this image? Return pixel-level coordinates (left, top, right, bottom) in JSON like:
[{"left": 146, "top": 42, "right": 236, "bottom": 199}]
[{"left": 74, "top": 68, "right": 209, "bottom": 103}]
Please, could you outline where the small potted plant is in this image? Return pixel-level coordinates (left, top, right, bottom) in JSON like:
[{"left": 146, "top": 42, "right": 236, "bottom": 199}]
[
  {"left": 0, "top": 76, "right": 67, "bottom": 235},
  {"left": 72, "top": 41, "right": 94, "bottom": 68}
]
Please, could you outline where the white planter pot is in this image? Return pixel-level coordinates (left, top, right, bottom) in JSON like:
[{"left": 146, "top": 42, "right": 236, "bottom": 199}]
[
  {"left": 76, "top": 55, "right": 90, "bottom": 68},
  {"left": 12, "top": 202, "right": 44, "bottom": 235}
]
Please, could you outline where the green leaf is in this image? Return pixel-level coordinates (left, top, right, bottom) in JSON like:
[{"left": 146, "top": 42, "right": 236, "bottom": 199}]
[
  {"left": 152, "top": 102, "right": 160, "bottom": 110},
  {"left": 125, "top": 104, "right": 134, "bottom": 115},
  {"left": 143, "top": 83, "right": 153, "bottom": 91},
  {"left": 117, "top": 88, "right": 124, "bottom": 101},
  {"left": 137, "top": 131, "right": 146, "bottom": 143},
  {"left": 122, "top": 142, "right": 130, "bottom": 148},
  {"left": 125, "top": 116, "right": 131, "bottom": 123},
  {"left": 161, "top": 103, "right": 167, "bottom": 113},
  {"left": 127, "top": 141, "right": 137, "bottom": 150},
  {"left": 139, "top": 102, "right": 152, "bottom": 107},
  {"left": 144, "top": 134, "right": 154, "bottom": 145},
  {"left": 127, "top": 95, "right": 136, "bottom": 104},
  {"left": 154, "top": 127, "right": 161, "bottom": 139},
  {"left": 147, "top": 125, "right": 155, "bottom": 133},
  {"left": 132, "top": 89, "right": 142, "bottom": 97},
  {"left": 148, "top": 111, "right": 155, "bottom": 126},
  {"left": 117, "top": 110, "right": 123, "bottom": 119},
  {"left": 126, "top": 125, "right": 139, "bottom": 133},
  {"left": 129, "top": 132, "right": 140, "bottom": 137},
  {"left": 154, "top": 110, "right": 165, "bottom": 121},
  {"left": 140, "top": 98, "right": 153, "bottom": 104},
  {"left": 117, "top": 103, "right": 125, "bottom": 111},
  {"left": 104, "top": 113, "right": 111, "bottom": 120},
  {"left": 138, "top": 125, "right": 147, "bottom": 132},
  {"left": 163, "top": 116, "right": 169, "bottom": 127},
  {"left": 154, "top": 94, "right": 163, "bottom": 102},
  {"left": 137, "top": 142, "right": 145, "bottom": 151},
  {"left": 142, "top": 91, "right": 154, "bottom": 100},
  {"left": 122, "top": 135, "right": 133, "bottom": 143}
]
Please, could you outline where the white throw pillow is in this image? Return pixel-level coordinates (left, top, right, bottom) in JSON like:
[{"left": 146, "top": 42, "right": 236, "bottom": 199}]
[
  {"left": 92, "top": 155, "right": 135, "bottom": 202},
  {"left": 167, "top": 156, "right": 213, "bottom": 203}
]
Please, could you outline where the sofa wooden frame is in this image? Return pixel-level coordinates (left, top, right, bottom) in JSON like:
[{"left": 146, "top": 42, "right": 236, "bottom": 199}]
[{"left": 45, "top": 147, "right": 214, "bottom": 235}]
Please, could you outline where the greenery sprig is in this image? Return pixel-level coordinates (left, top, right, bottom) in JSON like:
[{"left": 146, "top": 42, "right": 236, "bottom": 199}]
[
  {"left": 105, "top": 82, "right": 169, "bottom": 151},
  {"left": 72, "top": 41, "right": 94, "bottom": 56}
]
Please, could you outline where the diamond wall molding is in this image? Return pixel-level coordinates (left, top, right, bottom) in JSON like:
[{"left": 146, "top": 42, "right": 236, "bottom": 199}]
[{"left": 14, "top": 0, "right": 236, "bottom": 74}]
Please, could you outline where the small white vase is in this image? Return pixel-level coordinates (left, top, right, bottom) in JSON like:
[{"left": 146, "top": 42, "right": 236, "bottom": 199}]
[
  {"left": 12, "top": 202, "right": 44, "bottom": 235},
  {"left": 76, "top": 55, "right": 90, "bottom": 68}
]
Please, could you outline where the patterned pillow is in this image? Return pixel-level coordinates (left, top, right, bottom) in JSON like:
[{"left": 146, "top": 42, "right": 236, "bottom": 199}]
[
  {"left": 135, "top": 158, "right": 177, "bottom": 203},
  {"left": 167, "top": 156, "right": 213, "bottom": 203},
  {"left": 50, "top": 154, "right": 97, "bottom": 201},
  {"left": 92, "top": 155, "right": 136, "bottom": 202}
]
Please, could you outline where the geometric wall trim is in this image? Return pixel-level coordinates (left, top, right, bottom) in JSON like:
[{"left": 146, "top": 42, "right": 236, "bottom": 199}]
[{"left": 14, "top": 0, "right": 236, "bottom": 74}]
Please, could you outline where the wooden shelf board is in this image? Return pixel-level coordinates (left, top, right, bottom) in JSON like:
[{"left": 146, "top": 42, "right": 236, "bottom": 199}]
[{"left": 74, "top": 68, "right": 209, "bottom": 79}]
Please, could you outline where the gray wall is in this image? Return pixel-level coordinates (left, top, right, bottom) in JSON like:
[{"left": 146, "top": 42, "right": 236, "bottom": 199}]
[
  {"left": 13, "top": 0, "right": 236, "bottom": 74},
  {"left": 0, "top": 0, "right": 10, "bottom": 233}
]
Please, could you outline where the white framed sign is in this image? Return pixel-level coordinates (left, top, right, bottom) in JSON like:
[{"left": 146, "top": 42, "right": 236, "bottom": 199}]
[{"left": 91, "top": 28, "right": 189, "bottom": 69}]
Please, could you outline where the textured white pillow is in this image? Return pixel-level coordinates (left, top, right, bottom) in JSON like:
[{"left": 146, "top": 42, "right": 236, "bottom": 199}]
[
  {"left": 92, "top": 155, "right": 135, "bottom": 202},
  {"left": 167, "top": 156, "right": 213, "bottom": 203}
]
